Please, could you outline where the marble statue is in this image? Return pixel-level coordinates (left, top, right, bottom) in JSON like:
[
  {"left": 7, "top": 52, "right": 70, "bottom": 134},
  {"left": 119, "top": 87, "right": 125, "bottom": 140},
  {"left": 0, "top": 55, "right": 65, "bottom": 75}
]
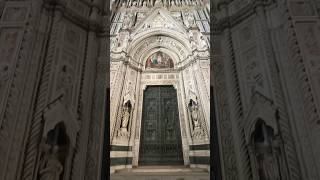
[
  {"left": 186, "top": 12, "right": 196, "bottom": 28},
  {"left": 198, "top": 35, "right": 208, "bottom": 50},
  {"left": 190, "top": 101, "right": 200, "bottom": 129},
  {"left": 190, "top": 37, "right": 197, "bottom": 50},
  {"left": 39, "top": 146, "right": 63, "bottom": 180},
  {"left": 255, "top": 123, "right": 282, "bottom": 180},
  {"left": 123, "top": 13, "right": 133, "bottom": 29},
  {"left": 260, "top": 152, "right": 281, "bottom": 180},
  {"left": 120, "top": 104, "right": 131, "bottom": 132}
]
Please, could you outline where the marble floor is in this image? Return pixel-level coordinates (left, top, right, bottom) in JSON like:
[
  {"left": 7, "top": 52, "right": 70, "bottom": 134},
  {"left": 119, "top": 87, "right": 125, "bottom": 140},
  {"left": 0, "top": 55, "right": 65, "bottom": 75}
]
[{"left": 110, "top": 166, "right": 210, "bottom": 180}]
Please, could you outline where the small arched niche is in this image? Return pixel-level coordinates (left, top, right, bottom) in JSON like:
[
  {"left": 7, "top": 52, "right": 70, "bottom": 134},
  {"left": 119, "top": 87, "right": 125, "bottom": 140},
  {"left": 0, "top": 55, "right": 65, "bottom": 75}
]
[
  {"left": 39, "top": 122, "right": 71, "bottom": 180},
  {"left": 249, "top": 119, "right": 287, "bottom": 180}
]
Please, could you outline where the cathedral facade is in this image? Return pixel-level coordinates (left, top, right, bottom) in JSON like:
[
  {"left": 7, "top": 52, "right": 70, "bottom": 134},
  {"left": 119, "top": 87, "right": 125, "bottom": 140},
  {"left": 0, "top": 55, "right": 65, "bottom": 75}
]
[
  {"left": 0, "top": 0, "right": 320, "bottom": 180},
  {"left": 109, "top": 0, "right": 210, "bottom": 176}
]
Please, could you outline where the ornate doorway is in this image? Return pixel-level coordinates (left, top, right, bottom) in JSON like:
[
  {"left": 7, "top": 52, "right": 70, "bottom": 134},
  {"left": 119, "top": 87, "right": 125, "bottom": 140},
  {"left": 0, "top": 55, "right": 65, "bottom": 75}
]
[{"left": 138, "top": 85, "right": 184, "bottom": 165}]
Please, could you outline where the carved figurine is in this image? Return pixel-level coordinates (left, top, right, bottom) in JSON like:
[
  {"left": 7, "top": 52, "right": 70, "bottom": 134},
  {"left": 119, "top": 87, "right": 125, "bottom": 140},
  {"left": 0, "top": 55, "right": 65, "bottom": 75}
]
[
  {"left": 120, "top": 104, "right": 131, "bottom": 132},
  {"left": 197, "top": 35, "right": 208, "bottom": 50},
  {"left": 123, "top": 13, "right": 133, "bottom": 29},
  {"left": 186, "top": 13, "right": 196, "bottom": 28},
  {"left": 39, "top": 146, "right": 63, "bottom": 180},
  {"left": 260, "top": 152, "right": 281, "bottom": 180},
  {"left": 255, "top": 123, "right": 282, "bottom": 180},
  {"left": 190, "top": 101, "right": 200, "bottom": 129}
]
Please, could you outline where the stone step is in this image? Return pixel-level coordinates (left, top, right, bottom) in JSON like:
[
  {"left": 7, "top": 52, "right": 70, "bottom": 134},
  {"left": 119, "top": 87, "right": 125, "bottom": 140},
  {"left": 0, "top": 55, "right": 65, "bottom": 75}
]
[{"left": 111, "top": 166, "right": 210, "bottom": 180}]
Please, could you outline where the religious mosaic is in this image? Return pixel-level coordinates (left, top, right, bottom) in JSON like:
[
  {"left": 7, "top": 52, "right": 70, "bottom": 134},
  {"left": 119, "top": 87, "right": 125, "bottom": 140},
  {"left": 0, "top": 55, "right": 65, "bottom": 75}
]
[{"left": 145, "top": 52, "right": 174, "bottom": 69}]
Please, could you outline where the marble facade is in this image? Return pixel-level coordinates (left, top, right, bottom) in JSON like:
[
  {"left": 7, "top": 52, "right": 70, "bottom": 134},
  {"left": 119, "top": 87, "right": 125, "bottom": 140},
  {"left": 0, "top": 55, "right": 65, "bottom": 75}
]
[
  {"left": 110, "top": 2, "right": 210, "bottom": 174},
  {"left": 0, "top": 0, "right": 320, "bottom": 180}
]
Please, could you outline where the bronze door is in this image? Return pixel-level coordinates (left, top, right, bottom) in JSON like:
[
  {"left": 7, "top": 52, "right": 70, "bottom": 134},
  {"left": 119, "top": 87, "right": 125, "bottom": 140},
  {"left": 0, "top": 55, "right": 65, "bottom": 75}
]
[{"left": 139, "top": 86, "right": 184, "bottom": 165}]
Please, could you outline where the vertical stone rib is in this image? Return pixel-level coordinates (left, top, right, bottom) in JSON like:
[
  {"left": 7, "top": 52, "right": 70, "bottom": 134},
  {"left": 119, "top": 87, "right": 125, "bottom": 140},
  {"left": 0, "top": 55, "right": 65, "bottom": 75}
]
[
  {"left": 21, "top": 10, "right": 61, "bottom": 180},
  {"left": 255, "top": 4, "right": 302, "bottom": 180},
  {"left": 224, "top": 27, "right": 252, "bottom": 180},
  {"left": 213, "top": 56, "right": 238, "bottom": 180}
]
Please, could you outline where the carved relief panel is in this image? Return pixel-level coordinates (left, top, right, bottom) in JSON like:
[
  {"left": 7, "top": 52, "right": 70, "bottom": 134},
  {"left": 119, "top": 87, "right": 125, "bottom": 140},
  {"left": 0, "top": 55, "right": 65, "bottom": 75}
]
[
  {"left": 110, "top": 62, "right": 120, "bottom": 96},
  {"left": 53, "top": 21, "right": 86, "bottom": 114},
  {"left": 200, "top": 61, "right": 210, "bottom": 96},
  {"left": 233, "top": 20, "right": 270, "bottom": 109},
  {"left": 242, "top": 47, "right": 265, "bottom": 101},
  {"left": 0, "top": 28, "right": 23, "bottom": 119},
  {"left": 295, "top": 22, "right": 320, "bottom": 117}
]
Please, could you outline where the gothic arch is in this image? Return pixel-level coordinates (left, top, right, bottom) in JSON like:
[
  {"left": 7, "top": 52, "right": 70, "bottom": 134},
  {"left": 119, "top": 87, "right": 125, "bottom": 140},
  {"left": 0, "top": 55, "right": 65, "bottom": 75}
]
[
  {"left": 126, "top": 9, "right": 194, "bottom": 65},
  {"left": 244, "top": 93, "right": 278, "bottom": 144}
]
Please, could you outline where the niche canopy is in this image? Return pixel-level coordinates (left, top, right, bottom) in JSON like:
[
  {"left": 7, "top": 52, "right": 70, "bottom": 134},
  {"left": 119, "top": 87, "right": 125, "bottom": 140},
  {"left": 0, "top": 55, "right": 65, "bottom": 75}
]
[{"left": 145, "top": 51, "right": 174, "bottom": 69}]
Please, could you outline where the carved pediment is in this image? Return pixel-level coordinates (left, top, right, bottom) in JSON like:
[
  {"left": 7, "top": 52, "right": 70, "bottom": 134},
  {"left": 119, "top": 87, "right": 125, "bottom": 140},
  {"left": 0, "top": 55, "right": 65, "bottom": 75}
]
[{"left": 131, "top": 8, "right": 187, "bottom": 36}]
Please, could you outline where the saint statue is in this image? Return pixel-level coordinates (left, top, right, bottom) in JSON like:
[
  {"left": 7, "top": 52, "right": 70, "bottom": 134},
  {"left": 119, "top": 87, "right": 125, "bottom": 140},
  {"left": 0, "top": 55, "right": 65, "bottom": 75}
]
[
  {"left": 198, "top": 35, "right": 208, "bottom": 50},
  {"left": 39, "top": 146, "right": 63, "bottom": 180},
  {"left": 255, "top": 123, "right": 282, "bottom": 180},
  {"left": 120, "top": 104, "right": 131, "bottom": 132},
  {"left": 260, "top": 152, "right": 281, "bottom": 180},
  {"left": 190, "top": 101, "right": 200, "bottom": 129},
  {"left": 123, "top": 13, "right": 133, "bottom": 29},
  {"left": 187, "top": 13, "right": 196, "bottom": 28},
  {"left": 190, "top": 37, "right": 197, "bottom": 50}
]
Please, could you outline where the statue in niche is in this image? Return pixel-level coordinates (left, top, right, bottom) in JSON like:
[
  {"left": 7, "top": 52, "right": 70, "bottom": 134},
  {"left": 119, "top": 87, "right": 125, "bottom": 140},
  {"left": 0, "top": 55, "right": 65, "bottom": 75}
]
[
  {"left": 184, "top": 12, "right": 195, "bottom": 28},
  {"left": 111, "top": 37, "right": 118, "bottom": 50},
  {"left": 123, "top": 13, "right": 133, "bottom": 29},
  {"left": 39, "top": 146, "right": 63, "bottom": 180},
  {"left": 253, "top": 121, "right": 283, "bottom": 180},
  {"left": 189, "top": 100, "right": 200, "bottom": 129},
  {"left": 190, "top": 37, "right": 197, "bottom": 50},
  {"left": 197, "top": 35, "right": 208, "bottom": 51},
  {"left": 59, "top": 64, "right": 74, "bottom": 106},
  {"left": 113, "top": 33, "right": 129, "bottom": 52},
  {"left": 39, "top": 123, "right": 69, "bottom": 180},
  {"left": 120, "top": 102, "right": 131, "bottom": 132}
]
